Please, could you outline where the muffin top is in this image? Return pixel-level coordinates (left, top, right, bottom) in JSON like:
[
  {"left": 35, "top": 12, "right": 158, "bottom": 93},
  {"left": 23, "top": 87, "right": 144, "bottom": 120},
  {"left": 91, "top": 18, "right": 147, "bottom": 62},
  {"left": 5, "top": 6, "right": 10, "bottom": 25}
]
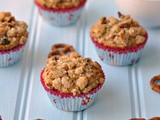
[
  {"left": 0, "top": 12, "right": 28, "bottom": 51},
  {"left": 90, "top": 12, "right": 147, "bottom": 49},
  {"left": 35, "top": 0, "right": 84, "bottom": 9},
  {"left": 43, "top": 52, "right": 105, "bottom": 95}
]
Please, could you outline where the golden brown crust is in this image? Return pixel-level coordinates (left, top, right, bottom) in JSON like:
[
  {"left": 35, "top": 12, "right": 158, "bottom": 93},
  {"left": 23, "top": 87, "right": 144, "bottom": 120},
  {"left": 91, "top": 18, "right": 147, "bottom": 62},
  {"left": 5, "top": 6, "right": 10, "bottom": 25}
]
[
  {"left": 130, "top": 117, "right": 160, "bottom": 120},
  {"left": 43, "top": 52, "right": 104, "bottom": 95},
  {"left": 48, "top": 43, "right": 75, "bottom": 58},
  {"left": 90, "top": 12, "right": 147, "bottom": 48},
  {"left": 129, "top": 118, "right": 145, "bottom": 120},
  {"left": 0, "top": 12, "right": 28, "bottom": 51},
  {"left": 35, "top": 0, "right": 83, "bottom": 9},
  {"left": 150, "top": 75, "right": 160, "bottom": 93},
  {"left": 149, "top": 117, "right": 160, "bottom": 120}
]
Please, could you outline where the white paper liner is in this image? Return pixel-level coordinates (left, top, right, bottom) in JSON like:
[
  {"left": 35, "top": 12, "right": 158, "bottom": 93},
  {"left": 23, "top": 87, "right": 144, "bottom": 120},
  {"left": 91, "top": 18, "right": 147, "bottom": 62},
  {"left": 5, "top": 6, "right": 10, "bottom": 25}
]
[
  {"left": 0, "top": 44, "right": 25, "bottom": 67},
  {"left": 35, "top": 0, "right": 86, "bottom": 26},
  {"left": 47, "top": 91, "right": 99, "bottom": 111},
  {"left": 95, "top": 46, "right": 144, "bottom": 66}
]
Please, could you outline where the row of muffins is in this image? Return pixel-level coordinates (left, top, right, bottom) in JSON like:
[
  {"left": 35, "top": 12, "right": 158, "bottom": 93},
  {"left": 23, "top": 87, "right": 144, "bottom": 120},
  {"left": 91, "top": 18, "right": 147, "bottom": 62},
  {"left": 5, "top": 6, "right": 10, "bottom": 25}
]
[{"left": 0, "top": 0, "right": 148, "bottom": 112}]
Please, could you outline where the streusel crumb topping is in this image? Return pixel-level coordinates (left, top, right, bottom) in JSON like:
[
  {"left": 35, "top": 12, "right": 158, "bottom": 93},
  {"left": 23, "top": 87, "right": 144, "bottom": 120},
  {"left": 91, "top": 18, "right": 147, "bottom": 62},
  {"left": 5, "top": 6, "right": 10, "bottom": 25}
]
[
  {"left": 35, "top": 0, "right": 83, "bottom": 9},
  {"left": 43, "top": 52, "right": 105, "bottom": 95},
  {"left": 90, "top": 12, "right": 147, "bottom": 48},
  {"left": 0, "top": 12, "right": 28, "bottom": 51}
]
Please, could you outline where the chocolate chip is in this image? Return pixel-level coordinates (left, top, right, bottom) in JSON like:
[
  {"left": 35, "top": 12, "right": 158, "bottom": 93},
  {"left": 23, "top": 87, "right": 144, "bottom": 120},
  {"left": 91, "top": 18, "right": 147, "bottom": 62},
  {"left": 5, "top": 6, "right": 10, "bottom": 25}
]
[{"left": 1, "top": 39, "right": 10, "bottom": 45}]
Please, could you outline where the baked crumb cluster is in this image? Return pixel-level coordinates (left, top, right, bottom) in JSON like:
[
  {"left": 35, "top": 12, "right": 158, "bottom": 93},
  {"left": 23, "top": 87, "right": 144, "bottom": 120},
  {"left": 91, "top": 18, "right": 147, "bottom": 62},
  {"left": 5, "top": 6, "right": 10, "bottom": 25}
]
[
  {"left": 90, "top": 12, "right": 147, "bottom": 48},
  {"left": 43, "top": 52, "right": 105, "bottom": 95},
  {"left": 0, "top": 12, "right": 28, "bottom": 51},
  {"left": 35, "top": 0, "right": 83, "bottom": 9}
]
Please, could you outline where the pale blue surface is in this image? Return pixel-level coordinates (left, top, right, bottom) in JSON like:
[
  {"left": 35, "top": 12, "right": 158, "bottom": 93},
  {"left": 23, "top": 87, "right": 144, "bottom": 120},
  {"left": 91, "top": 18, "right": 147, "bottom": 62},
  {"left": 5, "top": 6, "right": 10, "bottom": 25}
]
[{"left": 0, "top": 0, "right": 160, "bottom": 120}]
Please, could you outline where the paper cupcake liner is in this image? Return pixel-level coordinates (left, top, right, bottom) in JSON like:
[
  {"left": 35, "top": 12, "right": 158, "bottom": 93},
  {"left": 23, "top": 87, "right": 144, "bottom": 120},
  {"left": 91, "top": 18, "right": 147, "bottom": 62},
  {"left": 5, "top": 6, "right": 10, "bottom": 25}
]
[
  {"left": 91, "top": 33, "right": 148, "bottom": 66},
  {"left": 40, "top": 69, "right": 105, "bottom": 111},
  {"left": 0, "top": 43, "right": 26, "bottom": 67},
  {"left": 35, "top": 0, "right": 86, "bottom": 26}
]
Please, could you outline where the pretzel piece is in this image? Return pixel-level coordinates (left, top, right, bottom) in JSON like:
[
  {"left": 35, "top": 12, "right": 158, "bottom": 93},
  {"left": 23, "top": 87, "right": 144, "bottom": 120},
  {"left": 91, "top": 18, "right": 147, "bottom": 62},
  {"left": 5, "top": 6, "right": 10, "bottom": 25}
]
[
  {"left": 150, "top": 75, "right": 160, "bottom": 93},
  {"left": 48, "top": 43, "right": 75, "bottom": 58}
]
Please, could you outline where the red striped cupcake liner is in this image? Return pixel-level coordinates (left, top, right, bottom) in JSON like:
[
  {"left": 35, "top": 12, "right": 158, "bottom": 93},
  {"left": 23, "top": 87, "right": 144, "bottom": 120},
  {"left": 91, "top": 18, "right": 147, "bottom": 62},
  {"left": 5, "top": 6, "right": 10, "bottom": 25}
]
[
  {"left": 40, "top": 68, "right": 105, "bottom": 111},
  {"left": 0, "top": 42, "right": 26, "bottom": 67},
  {"left": 35, "top": 0, "right": 87, "bottom": 26},
  {"left": 91, "top": 33, "right": 148, "bottom": 66}
]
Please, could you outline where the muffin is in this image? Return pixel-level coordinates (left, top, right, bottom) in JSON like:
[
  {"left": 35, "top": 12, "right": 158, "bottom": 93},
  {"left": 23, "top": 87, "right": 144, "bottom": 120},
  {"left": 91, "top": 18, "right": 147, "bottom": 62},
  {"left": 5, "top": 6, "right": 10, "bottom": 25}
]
[
  {"left": 0, "top": 12, "right": 28, "bottom": 67},
  {"left": 34, "top": 0, "right": 87, "bottom": 26},
  {"left": 40, "top": 52, "right": 105, "bottom": 111},
  {"left": 90, "top": 12, "right": 148, "bottom": 66}
]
